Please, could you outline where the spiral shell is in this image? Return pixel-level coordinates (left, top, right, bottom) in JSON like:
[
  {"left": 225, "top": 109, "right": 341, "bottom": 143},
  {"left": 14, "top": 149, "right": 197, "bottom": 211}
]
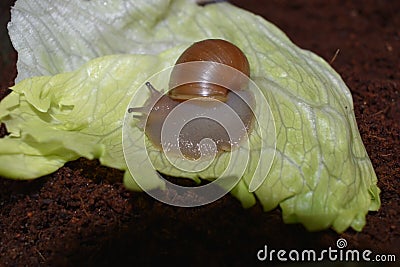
[{"left": 168, "top": 39, "right": 250, "bottom": 102}]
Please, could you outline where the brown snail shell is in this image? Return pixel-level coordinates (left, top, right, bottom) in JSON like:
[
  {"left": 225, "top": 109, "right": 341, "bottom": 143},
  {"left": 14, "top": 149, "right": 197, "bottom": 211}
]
[{"left": 168, "top": 39, "right": 250, "bottom": 102}]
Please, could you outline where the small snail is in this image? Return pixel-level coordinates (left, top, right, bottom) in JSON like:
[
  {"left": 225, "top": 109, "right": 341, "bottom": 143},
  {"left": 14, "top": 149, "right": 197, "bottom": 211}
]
[{"left": 129, "top": 39, "right": 255, "bottom": 159}]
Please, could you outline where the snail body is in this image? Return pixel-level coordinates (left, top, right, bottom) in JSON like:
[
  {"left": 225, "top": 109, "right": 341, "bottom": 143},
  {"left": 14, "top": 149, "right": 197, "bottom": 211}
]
[{"left": 129, "top": 39, "right": 254, "bottom": 159}]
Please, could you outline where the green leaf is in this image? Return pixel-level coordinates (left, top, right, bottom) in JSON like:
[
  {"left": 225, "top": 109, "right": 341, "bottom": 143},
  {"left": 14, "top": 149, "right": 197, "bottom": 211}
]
[
  {"left": 1, "top": 0, "right": 380, "bottom": 232},
  {"left": 0, "top": 54, "right": 168, "bottom": 178}
]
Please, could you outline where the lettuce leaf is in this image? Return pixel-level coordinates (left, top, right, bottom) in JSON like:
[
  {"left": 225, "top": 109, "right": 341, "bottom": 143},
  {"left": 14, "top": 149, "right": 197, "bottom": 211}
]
[{"left": 1, "top": 0, "right": 380, "bottom": 233}]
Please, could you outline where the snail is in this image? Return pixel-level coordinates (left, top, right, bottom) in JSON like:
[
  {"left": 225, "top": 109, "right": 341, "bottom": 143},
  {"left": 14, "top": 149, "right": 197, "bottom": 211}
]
[{"left": 128, "top": 39, "right": 255, "bottom": 160}]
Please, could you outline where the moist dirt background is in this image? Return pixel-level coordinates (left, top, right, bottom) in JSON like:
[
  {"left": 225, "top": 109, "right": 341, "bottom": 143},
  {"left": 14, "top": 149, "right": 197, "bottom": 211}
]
[{"left": 0, "top": 0, "right": 399, "bottom": 266}]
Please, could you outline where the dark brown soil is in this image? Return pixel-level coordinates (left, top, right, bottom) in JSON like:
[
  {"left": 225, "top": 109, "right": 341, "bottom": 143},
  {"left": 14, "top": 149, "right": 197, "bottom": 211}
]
[{"left": 0, "top": 0, "right": 399, "bottom": 266}]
